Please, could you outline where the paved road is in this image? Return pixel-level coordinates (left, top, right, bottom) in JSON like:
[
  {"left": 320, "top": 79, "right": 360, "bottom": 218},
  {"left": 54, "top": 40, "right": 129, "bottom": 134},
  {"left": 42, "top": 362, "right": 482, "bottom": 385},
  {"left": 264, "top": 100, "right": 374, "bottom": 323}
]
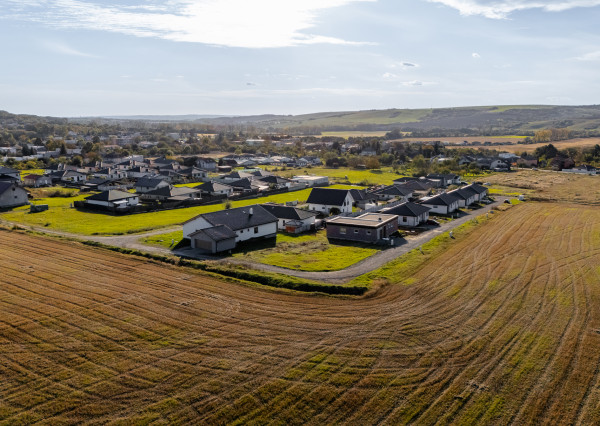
[{"left": 3, "top": 198, "right": 505, "bottom": 284}]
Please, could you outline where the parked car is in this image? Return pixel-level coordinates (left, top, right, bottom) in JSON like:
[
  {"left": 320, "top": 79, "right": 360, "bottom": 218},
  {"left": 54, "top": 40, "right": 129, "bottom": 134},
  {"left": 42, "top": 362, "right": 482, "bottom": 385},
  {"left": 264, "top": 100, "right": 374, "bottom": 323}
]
[{"left": 426, "top": 219, "right": 440, "bottom": 226}]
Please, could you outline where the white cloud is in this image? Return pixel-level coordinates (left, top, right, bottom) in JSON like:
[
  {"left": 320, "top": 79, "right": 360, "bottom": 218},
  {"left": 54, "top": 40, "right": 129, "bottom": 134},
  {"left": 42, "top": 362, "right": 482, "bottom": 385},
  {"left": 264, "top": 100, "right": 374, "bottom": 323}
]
[
  {"left": 426, "top": 0, "right": 600, "bottom": 19},
  {"left": 472, "top": 52, "right": 481, "bottom": 58},
  {"left": 401, "top": 80, "right": 436, "bottom": 86},
  {"left": 1, "top": 0, "right": 375, "bottom": 48}
]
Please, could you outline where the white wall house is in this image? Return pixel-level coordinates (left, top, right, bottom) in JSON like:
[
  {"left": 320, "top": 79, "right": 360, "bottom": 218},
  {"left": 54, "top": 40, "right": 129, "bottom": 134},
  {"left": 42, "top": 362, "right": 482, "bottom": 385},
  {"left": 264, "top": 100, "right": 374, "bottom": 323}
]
[
  {"left": 306, "top": 188, "right": 354, "bottom": 214},
  {"left": 420, "top": 193, "right": 460, "bottom": 215}
]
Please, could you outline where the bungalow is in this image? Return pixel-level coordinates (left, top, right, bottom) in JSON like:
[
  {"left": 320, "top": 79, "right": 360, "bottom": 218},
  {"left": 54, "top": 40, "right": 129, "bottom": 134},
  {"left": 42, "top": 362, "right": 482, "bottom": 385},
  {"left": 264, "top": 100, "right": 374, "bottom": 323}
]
[
  {"left": 426, "top": 173, "right": 461, "bottom": 187},
  {"left": 183, "top": 204, "right": 278, "bottom": 253},
  {"left": 0, "top": 182, "right": 29, "bottom": 209},
  {"left": 221, "top": 171, "right": 254, "bottom": 182},
  {"left": 93, "top": 167, "right": 128, "bottom": 181},
  {"left": 194, "top": 181, "right": 234, "bottom": 197},
  {"left": 420, "top": 193, "right": 461, "bottom": 215},
  {"left": 326, "top": 213, "right": 398, "bottom": 243},
  {"left": 349, "top": 189, "right": 378, "bottom": 210},
  {"left": 447, "top": 187, "right": 477, "bottom": 207},
  {"left": 61, "top": 170, "right": 87, "bottom": 183},
  {"left": 229, "top": 177, "right": 262, "bottom": 193},
  {"left": 394, "top": 176, "right": 441, "bottom": 188},
  {"left": 462, "top": 183, "right": 488, "bottom": 202},
  {"left": 23, "top": 174, "right": 52, "bottom": 188},
  {"left": 135, "top": 177, "right": 170, "bottom": 193},
  {"left": 380, "top": 202, "right": 430, "bottom": 227},
  {"left": 141, "top": 185, "right": 201, "bottom": 202},
  {"left": 179, "top": 167, "right": 208, "bottom": 181},
  {"left": 306, "top": 188, "right": 354, "bottom": 215},
  {"left": 84, "top": 190, "right": 139, "bottom": 210},
  {"left": 126, "top": 166, "right": 153, "bottom": 179},
  {"left": 196, "top": 157, "right": 218, "bottom": 172},
  {"left": 370, "top": 185, "right": 413, "bottom": 202},
  {"left": 256, "top": 175, "right": 293, "bottom": 189},
  {"left": 0, "top": 167, "right": 21, "bottom": 182},
  {"left": 260, "top": 203, "right": 317, "bottom": 233}
]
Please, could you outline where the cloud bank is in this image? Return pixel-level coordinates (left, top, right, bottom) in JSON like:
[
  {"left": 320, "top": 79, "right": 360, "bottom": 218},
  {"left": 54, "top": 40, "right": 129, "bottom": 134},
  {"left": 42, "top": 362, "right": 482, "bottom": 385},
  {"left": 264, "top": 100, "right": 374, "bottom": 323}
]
[
  {"left": 0, "top": 0, "right": 374, "bottom": 48},
  {"left": 427, "top": 0, "right": 600, "bottom": 19}
]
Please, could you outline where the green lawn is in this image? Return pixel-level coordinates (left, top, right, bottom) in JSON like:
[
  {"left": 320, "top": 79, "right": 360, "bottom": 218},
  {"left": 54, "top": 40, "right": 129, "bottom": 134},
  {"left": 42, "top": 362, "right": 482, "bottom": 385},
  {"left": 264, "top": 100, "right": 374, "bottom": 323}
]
[
  {"left": 273, "top": 167, "right": 407, "bottom": 186},
  {"left": 143, "top": 229, "right": 384, "bottom": 272},
  {"left": 1, "top": 185, "right": 358, "bottom": 236}
]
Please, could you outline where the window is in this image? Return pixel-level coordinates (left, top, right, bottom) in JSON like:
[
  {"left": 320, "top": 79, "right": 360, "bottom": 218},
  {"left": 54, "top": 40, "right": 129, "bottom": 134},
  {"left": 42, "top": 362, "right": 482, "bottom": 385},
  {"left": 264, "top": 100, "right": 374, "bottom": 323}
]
[
  {"left": 354, "top": 229, "right": 359, "bottom": 234},
  {"left": 366, "top": 230, "right": 371, "bottom": 235},
  {"left": 403, "top": 216, "right": 407, "bottom": 222},
  {"left": 340, "top": 227, "right": 346, "bottom": 234},
  {"left": 240, "top": 230, "right": 244, "bottom": 233},
  {"left": 254, "top": 227, "right": 259, "bottom": 234}
]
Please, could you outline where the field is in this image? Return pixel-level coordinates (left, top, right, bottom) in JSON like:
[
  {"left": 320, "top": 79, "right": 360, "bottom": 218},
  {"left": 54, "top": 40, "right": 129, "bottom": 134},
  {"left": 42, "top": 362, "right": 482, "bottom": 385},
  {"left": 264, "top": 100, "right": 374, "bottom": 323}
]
[
  {"left": 317, "top": 131, "right": 388, "bottom": 138},
  {"left": 469, "top": 137, "right": 600, "bottom": 154},
  {"left": 273, "top": 167, "right": 405, "bottom": 186},
  {"left": 485, "top": 170, "right": 600, "bottom": 205},
  {"left": 1, "top": 197, "right": 600, "bottom": 423},
  {"left": 0, "top": 185, "right": 358, "bottom": 235}
]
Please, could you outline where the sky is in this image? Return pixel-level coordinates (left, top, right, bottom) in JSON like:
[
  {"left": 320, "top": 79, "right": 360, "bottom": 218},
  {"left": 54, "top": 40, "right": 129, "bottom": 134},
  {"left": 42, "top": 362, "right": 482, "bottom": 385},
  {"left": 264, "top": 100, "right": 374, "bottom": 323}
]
[{"left": 1, "top": 0, "right": 599, "bottom": 117}]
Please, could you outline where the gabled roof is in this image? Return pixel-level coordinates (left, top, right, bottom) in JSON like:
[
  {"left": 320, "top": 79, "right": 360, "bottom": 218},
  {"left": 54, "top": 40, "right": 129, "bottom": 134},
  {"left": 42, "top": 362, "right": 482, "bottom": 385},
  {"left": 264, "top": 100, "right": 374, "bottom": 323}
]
[
  {"left": 189, "top": 225, "right": 237, "bottom": 242},
  {"left": 427, "top": 173, "right": 459, "bottom": 180},
  {"left": 349, "top": 189, "right": 378, "bottom": 202},
  {"left": 24, "top": 174, "right": 48, "bottom": 181},
  {"left": 184, "top": 204, "right": 277, "bottom": 231},
  {"left": 85, "top": 190, "right": 136, "bottom": 202},
  {"left": 372, "top": 185, "right": 413, "bottom": 197},
  {"left": 448, "top": 188, "right": 475, "bottom": 200},
  {"left": 260, "top": 203, "right": 318, "bottom": 220},
  {"left": 394, "top": 180, "right": 434, "bottom": 191},
  {"left": 194, "top": 181, "right": 233, "bottom": 192},
  {"left": 463, "top": 183, "right": 488, "bottom": 194},
  {"left": 228, "top": 177, "right": 256, "bottom": 190},
  {"left": 421, "top": 193, "right": 461, "bottom": 206},
  {"left": 306, "top": 188, "right": 352, "bottom": 206},
  {"left": 251, "top": 170, "right": 273, "bottom": 177},
  {"left": 257, "top": 175, "right": 290, "bottom": 185},
  {"left": 0, "top": 181, "right": 25, "bottom": 195},
  {"left": 0, "top": 167, "right": 19, "bottom": 175},
  {"left": 145, "top": 186, "right": 200, "bottom": 198},
  {"left": 381, "top": 201, "right": 430, "bottom": 217},
  {"left": 222, "top": 171, "right": 253, "bottom": 180},
  {"left": 136, "top": 177, "right": 167, "bottom": 187}
]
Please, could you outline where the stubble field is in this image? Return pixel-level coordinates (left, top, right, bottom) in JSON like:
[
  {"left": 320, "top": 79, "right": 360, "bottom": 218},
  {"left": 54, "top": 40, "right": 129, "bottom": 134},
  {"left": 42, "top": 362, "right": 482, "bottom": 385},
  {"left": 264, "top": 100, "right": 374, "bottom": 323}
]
[{"left": 1, "top": 198, "right": 599, "bottom": 424}]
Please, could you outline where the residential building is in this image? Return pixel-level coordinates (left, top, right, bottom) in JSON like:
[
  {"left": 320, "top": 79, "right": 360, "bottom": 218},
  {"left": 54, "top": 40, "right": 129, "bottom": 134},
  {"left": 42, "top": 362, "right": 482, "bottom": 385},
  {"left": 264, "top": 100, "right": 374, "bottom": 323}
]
[
  {"left": 326, "top": 213, "right": 398, "bottom": 243},
  {"left": 380, "top": 202, "right": 431, "bottom": 227},
  {"left": 260, "top": 203, "right": 318, "bottom": 233},
  {"left": 84, "top": 190, "right": 139, "bottom": 210},
  {"left": 306, "top": 188, "right": 354, "bottom": 214},
  {"left": 0, "top": 182, "right": 29, "bottom": 209},
  {"left": 420, "top": 193, "right": 461, "bottom": 215}
]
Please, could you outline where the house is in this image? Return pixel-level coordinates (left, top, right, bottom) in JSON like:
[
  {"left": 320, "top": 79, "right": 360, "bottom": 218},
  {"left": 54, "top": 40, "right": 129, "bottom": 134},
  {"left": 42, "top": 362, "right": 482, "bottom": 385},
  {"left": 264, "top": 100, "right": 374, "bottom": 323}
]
[
  {"left": 256, "top": 175, "right": 292, "bottom": 189},
  {"left": 220, "top": 171, "right": 254, "bottom": 182},
  {"left": 126, "top": 166, "right": 153, "bottom": 179},
  {"left": 394, "top": 180, "right": 435, "bottom": 195},
  {"left": 447, "top": 187, "right": 477, "bottom": 207},
  {"left": 135, "top": 177, "right": 170, "bottom": 193},
  {"left": 61, "top": 170, "right": 88, "bottom": 183},
  {"left": 326, "top": 213, "right": 398, "bottom": 243},
  {"left": 0, "top": 167, "right": 21, "bottom": 182},
  {"left": 380, "top": 202, "right": 430, "bottom": 227},
  {"left": 183, "top": 204, "right": 278, "bottom": 253},
  {"left": 23, "top": 174, "right": 52, "bottom": 188},
  {"left": 93, "top": 167, "right": 128, "bottom": 181},
  {"left": 260, "top": 203, "right": 318, "bottom": 233},
  {"left": 84, "top": 190, "right": 139, "bottom": 210},
  {"left": 349, "top": 189, "right": 379, "bottom": 210},
  {"left": 0, "top": 182, "right": 29, "bottom": 209},
  {"left": 306, "top": 188, "right": 354, "bottom": 214},
  {"left": 290, "top": 175, "right": 329, "bottom": 187},
  {"left": 370, "top": 185, "right": 413, "bottom": 202},
  {"left": 229, "top": 178, "right": 261, "bottom": 193},
  {"left": 194, "top": 181, "right": 234, "bottom": 197},
  {"left": 141, "top": 185, "right": 201, "bottom": 202},
  {"left": 462, "top": 183, "right": 488, "bottom": 202},
  {"left": 426, "top": 173, "right": 461, "bottom": 187},
  {"left": 179, "top": 167, "right": 208, "bottom": 181},
  {"left": 420, "top": 193, "right": 461, "bottom": 215},
  {"left": 196, "top": 157, "right": 217, "bottom": 172}
]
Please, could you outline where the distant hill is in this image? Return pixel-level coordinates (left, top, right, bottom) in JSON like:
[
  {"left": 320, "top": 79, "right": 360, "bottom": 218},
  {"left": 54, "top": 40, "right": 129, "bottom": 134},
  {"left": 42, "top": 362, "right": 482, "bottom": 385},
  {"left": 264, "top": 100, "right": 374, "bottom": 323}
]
[{"left": 190, "top": 105, "right": 600, "bottom": 133}]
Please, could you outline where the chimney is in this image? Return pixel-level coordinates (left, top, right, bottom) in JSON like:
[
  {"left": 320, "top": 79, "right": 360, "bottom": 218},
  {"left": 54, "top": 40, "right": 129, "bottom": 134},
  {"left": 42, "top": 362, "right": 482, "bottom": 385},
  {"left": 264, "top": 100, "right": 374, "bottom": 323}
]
[{"left": 249, "top": 207, "right": 253, "bottom": 216}]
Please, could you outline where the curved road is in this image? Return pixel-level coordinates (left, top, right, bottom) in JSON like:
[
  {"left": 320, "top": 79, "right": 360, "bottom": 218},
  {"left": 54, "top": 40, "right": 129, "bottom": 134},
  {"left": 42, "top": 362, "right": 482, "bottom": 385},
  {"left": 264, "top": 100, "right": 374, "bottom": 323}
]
[{"left": 3, "top": 198, "right": 505, "bottom": 283}]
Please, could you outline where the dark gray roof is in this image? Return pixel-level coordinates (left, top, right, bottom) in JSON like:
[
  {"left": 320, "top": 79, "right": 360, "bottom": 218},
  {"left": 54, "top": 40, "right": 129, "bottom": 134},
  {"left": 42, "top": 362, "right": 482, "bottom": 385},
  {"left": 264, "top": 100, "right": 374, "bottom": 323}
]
[
  {"left": 85, "top": 190, "right": 136, "bottom": 202},
  {"left": 0, "top": 181, "right": 19, "bottom": 195},
  {"left": 260, "top": 203, "right": 317, "bottom": 220},
  {"left": 349, "top": 189, "right": 378, "bottom": 202},
  {"left": 136, "top": 177, "right": 167, "bottom": 187},
  {"left": 0, "top": 167, "right": 19, "bottom": 175},
  {"left": 382, "top": 201, "right": 430, "bottom": 217},
  {"left": 222, "top": 171, "right": 253, "bottom": 180},
  {"left": 184, "top": 204, "right": 277, "bottom": 231},
  {"left": 421, "top": 193, "right": 461, "bottom": 206},
  {"left": 394, "top": 180, "right": 434, "bottom": 191},
  {"left": 194, "top": 181, "right": 233, "bottom": 192},
  {"left": 189, "top": 225, "right": 237, "bottom": 242},
  {"left": 228, "top": 178, "right": 255, "bottom": 189},
  {"left": 372, "top": 185, "right": 413, "bottom": 197},
  {"left": 257, "top": 175, "right": 289, "bottom": 185},
  {"left": 464, "top": 183, "right": 488, "bottom": 194},
  {"left": 306, "top": 188, "right": 351, "bottom": 206},
  {"left": 145, "top": 186, "right": 199, "bottom": 197},
  {"left": 448, "top": 188, "right": 475, "bottom": 200}
]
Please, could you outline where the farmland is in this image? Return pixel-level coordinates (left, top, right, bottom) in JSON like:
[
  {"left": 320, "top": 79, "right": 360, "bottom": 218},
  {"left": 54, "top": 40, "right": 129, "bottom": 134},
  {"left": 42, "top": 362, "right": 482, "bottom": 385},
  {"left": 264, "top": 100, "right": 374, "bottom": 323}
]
[{"left": 1, "top": 198, "right": 600, "bottom": 423}]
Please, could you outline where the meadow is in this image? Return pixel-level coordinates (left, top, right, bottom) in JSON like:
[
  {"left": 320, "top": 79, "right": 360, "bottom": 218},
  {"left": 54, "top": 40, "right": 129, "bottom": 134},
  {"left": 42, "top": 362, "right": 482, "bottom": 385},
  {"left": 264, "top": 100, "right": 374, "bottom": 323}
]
[
  {"left": 1, "top": 198, "right": 599, "bottom": 424},
  {"left": 273, "top": 166, "right": 405, "bottom": 186},
  {"left": 0, "top": 184, "right": 358, "bottom": 235}
]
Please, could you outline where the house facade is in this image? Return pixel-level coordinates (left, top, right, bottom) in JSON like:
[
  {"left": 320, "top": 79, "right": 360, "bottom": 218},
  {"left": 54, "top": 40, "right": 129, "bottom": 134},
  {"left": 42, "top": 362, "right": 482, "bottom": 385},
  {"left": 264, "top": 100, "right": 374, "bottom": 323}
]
[
  {"left": 306, "top": 188, "right": 354, "bottom": 214},
  {"left": 380, "top": 202, "right": 430, "bottom": 227},
  {"left": 420, "top": 193, "right": 460, "bottom": 215},
  {"left": 326, "top": 213, "right": 398, "bottom": 243},
  {"left": 260, "top": 203, "right": 317, "bottom": 233},
  {"left": 0, "top": 182, "right": 29, "bottom": 209},
  {"left": 84, "top": 190, "right": 139, "bottom": 210}
]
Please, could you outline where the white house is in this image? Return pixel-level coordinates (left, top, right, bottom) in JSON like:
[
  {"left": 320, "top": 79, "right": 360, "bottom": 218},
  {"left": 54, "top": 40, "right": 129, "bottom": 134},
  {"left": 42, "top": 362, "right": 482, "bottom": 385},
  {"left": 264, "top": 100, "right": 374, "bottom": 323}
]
[
  {"left": 196, "top": 157, "right": 217, "bottom": 172},
  {"left": 306, "top": 188, "right": 354, "bottom": 214},
  {"left": 380, "top": 202, "right": 430, "bottom": 227},
  {"left": 183, "top": 204, "right": 278, "bottom": 252},
  {"left": 0, "top": 182, "right": 29, "bottom": 209},
  {"left": 84, "top": 190, "right": 139, "bottom": 210},
  {"left": 420, "top": 193, "right": 460, "bottom": 215},
  {"left": 260, "top": 203, "right": 318, "bottom": 233},
  {"left": 291, "top": 175, "right": 329, "bottom": 187},
  {"left": 447, "top": 188, "right": 477, "bottom": 207}
]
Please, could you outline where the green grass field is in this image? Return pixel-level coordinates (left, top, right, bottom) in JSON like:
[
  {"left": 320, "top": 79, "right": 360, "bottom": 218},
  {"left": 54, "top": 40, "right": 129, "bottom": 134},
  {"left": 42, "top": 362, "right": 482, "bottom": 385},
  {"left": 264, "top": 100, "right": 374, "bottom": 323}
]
[
  {"left": 142, "top": 229, "right": 384, "bottom": 272},
  {"left": 273, "top": 167, "right": 407, "bottom": 186},
  {"left": 1, "top": 185, "right": 358, "bottom": 236}
]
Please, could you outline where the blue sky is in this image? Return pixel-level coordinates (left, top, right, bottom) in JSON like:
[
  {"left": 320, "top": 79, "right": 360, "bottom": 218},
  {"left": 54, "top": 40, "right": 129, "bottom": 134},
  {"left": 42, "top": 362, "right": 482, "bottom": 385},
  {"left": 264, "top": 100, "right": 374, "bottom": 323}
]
[{"left": 1, "top": 0, "right": 599, "bottom": 117}]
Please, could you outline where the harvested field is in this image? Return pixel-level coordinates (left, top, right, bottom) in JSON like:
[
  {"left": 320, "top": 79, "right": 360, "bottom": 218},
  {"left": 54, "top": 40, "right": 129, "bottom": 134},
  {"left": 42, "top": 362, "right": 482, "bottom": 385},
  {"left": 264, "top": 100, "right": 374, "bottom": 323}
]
[
  {"left": 1, "top": 201, "right": 600, "bottom": 424},
  {"left": 485, "top": 170, "right": 600, "bottom": 205}
]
